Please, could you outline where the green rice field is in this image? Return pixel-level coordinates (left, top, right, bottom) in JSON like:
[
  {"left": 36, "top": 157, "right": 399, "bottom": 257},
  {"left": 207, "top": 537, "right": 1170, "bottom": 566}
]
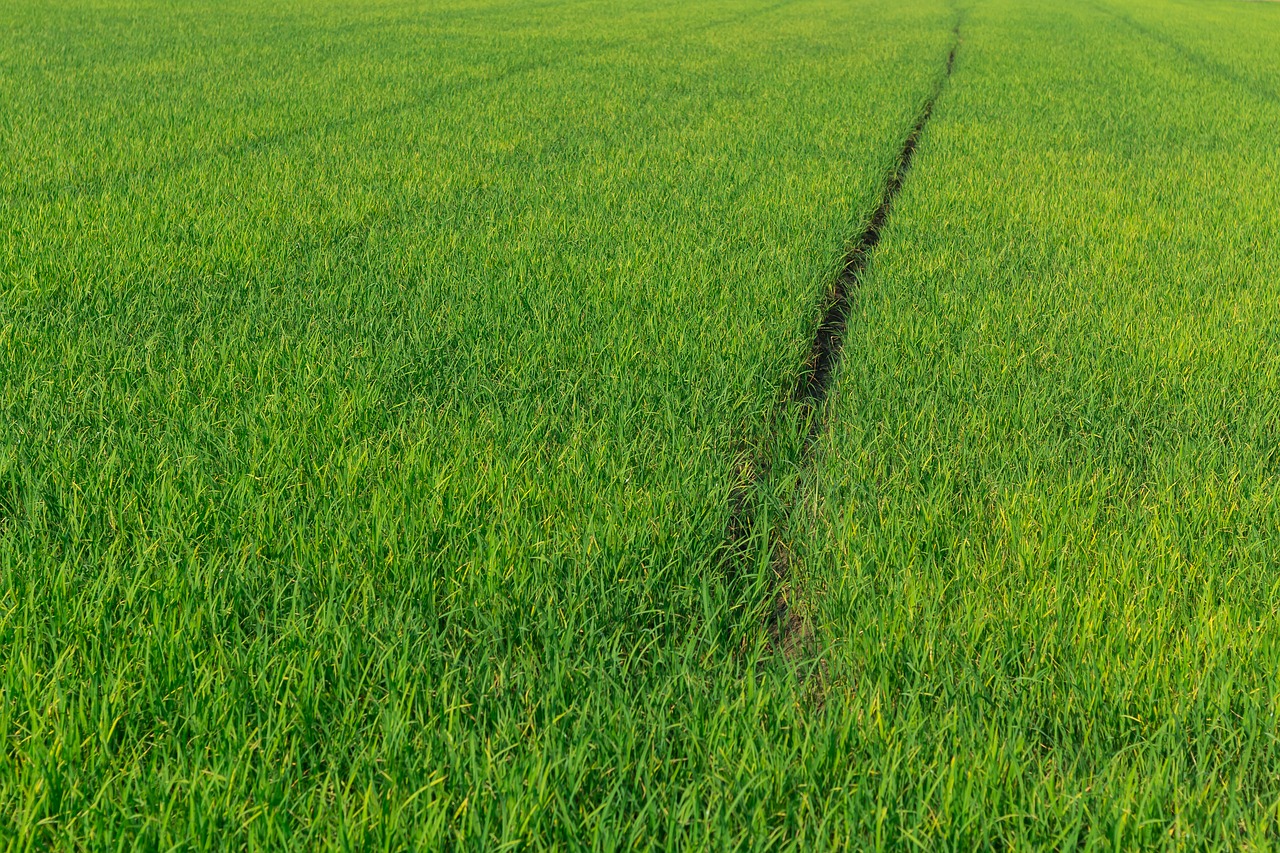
[{"left": 2, "top": 0, "right": 1279, "bottom": 847}]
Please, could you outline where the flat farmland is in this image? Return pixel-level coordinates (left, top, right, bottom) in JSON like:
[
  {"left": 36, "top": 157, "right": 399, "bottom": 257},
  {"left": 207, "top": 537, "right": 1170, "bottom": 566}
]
[
  {"left": 2, "top": 0, "right": 1279, "bottom": 848},
  {"left": 1, "top": 0, "right": 954, "bottom": 846}
]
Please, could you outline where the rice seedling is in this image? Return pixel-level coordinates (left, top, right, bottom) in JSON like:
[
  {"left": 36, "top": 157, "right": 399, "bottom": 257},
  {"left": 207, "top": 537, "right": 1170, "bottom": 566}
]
[{"left": 5, "top": 0, "right": 1277, "bottom": 845}]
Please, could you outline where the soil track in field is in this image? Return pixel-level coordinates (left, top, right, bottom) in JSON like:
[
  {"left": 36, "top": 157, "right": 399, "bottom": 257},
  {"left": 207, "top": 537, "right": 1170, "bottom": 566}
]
[
  {"left": 729, "top": 23, "right": 961, "bottom": 664},
  {"left": 796, "top": 32, "right": 959, "bottom": 416}
]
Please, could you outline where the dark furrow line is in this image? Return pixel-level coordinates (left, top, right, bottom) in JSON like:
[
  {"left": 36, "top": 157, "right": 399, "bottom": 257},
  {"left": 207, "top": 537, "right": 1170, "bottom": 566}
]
[
  {"left": 798, "top": 36, "right": 957, "bottom": 415},
  {"left": 730, "top": 25, "right": 960, "bottom": 665}
]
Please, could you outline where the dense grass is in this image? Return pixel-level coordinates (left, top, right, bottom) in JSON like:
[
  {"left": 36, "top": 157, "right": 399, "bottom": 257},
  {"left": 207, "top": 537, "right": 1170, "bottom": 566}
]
[
  {"left": 0, "top": 0, "right": 958, "bottom": 846},
  {"left": 789, "top": 0, "right": 1280, "bottom": 845},
  {"left": 6, "top": 0, "right": 1279, "bottom": 846}
]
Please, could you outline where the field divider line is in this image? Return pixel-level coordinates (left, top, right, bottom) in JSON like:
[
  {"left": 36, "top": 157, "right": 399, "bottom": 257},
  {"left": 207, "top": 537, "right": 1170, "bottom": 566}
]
[
  {"left": 727, "top": 21, "right": 960, "bottom": 674},
  {"left": 796, "top": 34, "right": 957, "bottom": 415}
]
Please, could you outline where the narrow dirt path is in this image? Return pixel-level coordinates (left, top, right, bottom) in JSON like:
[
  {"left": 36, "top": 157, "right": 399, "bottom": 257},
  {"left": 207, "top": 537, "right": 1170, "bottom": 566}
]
[{"left": 729, "top": 20, "right": 962, "bottom": 665}]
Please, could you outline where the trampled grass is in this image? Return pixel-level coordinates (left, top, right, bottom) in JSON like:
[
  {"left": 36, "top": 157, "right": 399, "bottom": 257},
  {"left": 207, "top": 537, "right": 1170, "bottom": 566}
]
[{"left": 4, "top": 0, "right": 1280, "bottom": 847}]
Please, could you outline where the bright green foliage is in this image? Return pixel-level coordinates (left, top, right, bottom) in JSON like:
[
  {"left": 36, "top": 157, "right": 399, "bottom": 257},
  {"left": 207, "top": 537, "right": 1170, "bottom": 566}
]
[
  {"left": 6, "top": 0, "right": 1280, "bottom": 846},
  {"left": 792, "top": 0, "right": 1280, "bottom": 846},
  {"left": 0, "top": 0, "right": 956, "bottom": 846}
]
